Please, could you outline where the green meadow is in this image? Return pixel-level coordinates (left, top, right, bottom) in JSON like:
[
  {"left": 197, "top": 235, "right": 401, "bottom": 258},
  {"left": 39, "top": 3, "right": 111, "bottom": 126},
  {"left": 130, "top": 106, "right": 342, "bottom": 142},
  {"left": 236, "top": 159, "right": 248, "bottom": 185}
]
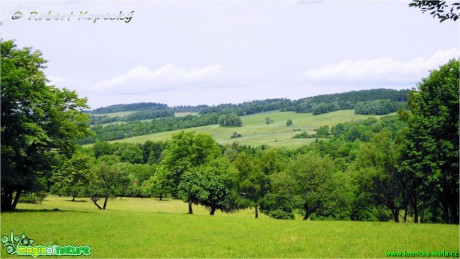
[
  {"left": 107, "top": 110, "right": 386, "bottom": 148},
  {"left": 1, "top": 196, "right": 458, "bottom": 258}
]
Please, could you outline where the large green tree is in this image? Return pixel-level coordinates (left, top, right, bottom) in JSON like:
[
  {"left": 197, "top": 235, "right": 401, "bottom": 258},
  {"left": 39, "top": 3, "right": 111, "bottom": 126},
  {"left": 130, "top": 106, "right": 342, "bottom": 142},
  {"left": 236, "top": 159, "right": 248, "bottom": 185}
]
[
  {"left": 88, "top": 161, "right": 129, "bottom": 210},
  {"left": 179, "top": 157, "right": 238, "bottom": 215},
  {"left": 1, "top": 40, "right": 91, "bottom": 211},
  {"left": 351, "top": 131, "right": 405, "bottom": 222},
  {"left": 399, "top": 59, "right": 459, "bottom": 224},
  {"left": 161, "top": 131, "right": 220, "bottom": 213},
  {"left": 50, "top": 151, "right": 94, "bottom": 201},
  {"left": 274, "top": 152, "right": 335, "bottom": 220},
  {"left": 233, "top": 151, "right": 279, "bottom": 219}
]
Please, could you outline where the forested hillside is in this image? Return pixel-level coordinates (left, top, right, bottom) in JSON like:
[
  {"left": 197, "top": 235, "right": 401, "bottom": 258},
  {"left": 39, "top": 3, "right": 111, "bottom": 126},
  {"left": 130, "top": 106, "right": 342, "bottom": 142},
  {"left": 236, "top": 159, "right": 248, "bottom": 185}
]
[
  {"left": 89, "top": 88, "right": 408, "bottom": 117},
  {"left": 81, "top": 89, "right": 409, "bottom": 144}
]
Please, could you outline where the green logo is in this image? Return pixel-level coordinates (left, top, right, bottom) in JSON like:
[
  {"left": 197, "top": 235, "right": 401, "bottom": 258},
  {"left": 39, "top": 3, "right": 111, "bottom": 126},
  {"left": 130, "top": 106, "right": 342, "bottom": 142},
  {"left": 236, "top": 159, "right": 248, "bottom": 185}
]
[{"left": 2, "top": 231, "right": 91, "bottom": 257}]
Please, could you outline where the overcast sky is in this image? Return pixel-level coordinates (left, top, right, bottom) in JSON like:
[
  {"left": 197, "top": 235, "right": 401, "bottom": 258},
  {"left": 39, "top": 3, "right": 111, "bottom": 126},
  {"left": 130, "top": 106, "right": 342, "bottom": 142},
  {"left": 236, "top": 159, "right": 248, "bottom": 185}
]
[{"left": 2, "top": 0, "right": 459, "bottom": 109}]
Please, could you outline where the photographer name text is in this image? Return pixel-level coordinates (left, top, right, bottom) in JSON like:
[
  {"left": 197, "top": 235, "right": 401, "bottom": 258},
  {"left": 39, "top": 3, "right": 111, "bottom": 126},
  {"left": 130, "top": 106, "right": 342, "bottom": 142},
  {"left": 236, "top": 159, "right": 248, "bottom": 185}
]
[{"left": 12, "top": 11, "right": 134, "bottom": 23}]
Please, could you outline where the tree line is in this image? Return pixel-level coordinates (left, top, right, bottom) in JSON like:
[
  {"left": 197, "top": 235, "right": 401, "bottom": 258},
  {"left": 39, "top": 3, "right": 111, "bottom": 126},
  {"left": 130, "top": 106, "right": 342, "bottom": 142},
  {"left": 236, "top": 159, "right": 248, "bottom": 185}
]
[
  {"left": 87, "top": 89, "right": 409, "bottom": 123},
  {"left": 89, "top": 109, "right": 175, "bottom": 125}
]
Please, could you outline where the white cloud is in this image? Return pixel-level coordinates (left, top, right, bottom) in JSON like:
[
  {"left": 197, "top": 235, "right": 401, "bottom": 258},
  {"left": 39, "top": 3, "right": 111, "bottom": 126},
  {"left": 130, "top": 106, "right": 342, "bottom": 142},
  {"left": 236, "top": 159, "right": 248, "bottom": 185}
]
[
  {"left": 94, "top": 64, "right": 240, "bottom": 94},
  {"left": 302, "top": 48, "right": 459, "bottom": 83}
]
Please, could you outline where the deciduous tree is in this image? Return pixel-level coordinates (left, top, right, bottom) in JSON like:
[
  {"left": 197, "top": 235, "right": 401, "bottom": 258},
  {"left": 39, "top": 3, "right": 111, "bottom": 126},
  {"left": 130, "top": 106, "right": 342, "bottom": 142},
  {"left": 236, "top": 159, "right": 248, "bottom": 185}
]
[
  {"left": 399, "top": 59, "right": 459, "bottom": 224},
  {"left": 1, "top": 40, "right": 91, "bottom": 211}
]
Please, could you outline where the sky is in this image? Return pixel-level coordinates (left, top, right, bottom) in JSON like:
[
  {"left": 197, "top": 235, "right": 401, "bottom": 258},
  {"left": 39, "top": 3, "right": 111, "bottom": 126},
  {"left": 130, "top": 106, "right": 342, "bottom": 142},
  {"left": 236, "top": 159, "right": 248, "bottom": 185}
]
[{"left": 2, "top": 0, "right": 459, "bottom": 109}]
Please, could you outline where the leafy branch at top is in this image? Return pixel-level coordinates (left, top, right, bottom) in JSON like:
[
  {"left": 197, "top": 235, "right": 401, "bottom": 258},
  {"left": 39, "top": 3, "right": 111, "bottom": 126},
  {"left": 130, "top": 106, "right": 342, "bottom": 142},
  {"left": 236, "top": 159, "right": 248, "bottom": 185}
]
[{"left": 409, "top": 0, "right": 460, "bottom": 22}]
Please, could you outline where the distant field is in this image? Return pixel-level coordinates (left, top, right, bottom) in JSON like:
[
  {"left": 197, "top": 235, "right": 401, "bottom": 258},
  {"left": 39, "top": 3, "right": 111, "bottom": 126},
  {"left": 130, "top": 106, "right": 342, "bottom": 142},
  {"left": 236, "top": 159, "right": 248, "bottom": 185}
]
[
  {"left": 1, "top": 196, "right": 458, "bottom": 258},
  {"left": 175, "top": 112, "right": 198, "bottom": 117},
  {"left": 109, "top": 110, "right": 386, "bottom": 148}
]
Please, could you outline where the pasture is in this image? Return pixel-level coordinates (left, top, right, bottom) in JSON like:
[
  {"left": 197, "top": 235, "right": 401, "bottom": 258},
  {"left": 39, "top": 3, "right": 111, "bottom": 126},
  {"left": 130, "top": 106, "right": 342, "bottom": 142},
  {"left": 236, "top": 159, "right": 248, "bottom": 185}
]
[
  {"left": 1, "top": 196, "right": 458, "bottom": 258},
  {"left": 108, "top": 110, "right": 386, "bottom": 148}
]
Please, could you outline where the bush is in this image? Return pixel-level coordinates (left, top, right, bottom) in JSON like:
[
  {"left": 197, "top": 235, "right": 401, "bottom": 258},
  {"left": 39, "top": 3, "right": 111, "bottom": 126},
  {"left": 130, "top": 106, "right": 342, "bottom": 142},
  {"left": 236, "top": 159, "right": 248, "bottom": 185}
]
[
  {"left": 19, "top": 192, "right": 47, "bottom": 204},
  {"left": 218, "top": 113, "right": 242, "bottom": 127},
  {"left": 268, "top": 209, "right": 295, "bottom": 220},
  {"left": 286, "top": 119, "right": 293, "bottom": 126},
  {"left": 293, "top": 132, "right": 311, "bottom": 138},
  {"left": 230, "top": 132, "right": 242, "bottom": 139}
]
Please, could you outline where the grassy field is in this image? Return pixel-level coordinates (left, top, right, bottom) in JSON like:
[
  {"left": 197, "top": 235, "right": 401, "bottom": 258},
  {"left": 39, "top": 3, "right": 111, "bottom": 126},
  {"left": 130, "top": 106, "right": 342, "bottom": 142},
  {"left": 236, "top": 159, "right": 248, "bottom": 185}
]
[
  {"left": 1, "top": 196, "right": 458, "bottom": 258},
  {"left": 109, "top": 110, "right": 387, "bottom": 148},
  {"left": 175, "top": 112, "right": 198, "bottom": 117}
]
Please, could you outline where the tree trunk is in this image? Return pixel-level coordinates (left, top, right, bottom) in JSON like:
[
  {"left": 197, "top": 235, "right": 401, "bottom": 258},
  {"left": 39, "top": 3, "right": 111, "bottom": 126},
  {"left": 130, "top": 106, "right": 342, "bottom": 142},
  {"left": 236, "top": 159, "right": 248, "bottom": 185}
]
[
  {"left": 210, "top": 207, "right": 216, "bottom": 216},
  {"left": 450, "top": 199, "right": 459, "bottom": 224},
  {"left": 188, "top": 200, "right": 193, "bottom": 214},
  {"left": 412, "top": 197, "right": 418, "bottom": 223},
  {"left": 303, "top": 203, "right": 313, "bottom": 220},
  {"left": 255, "top": 205, "right": 259, "bottom": 219},
  {"left": 103, "top": 196, "right": 109, "bottom": 210},
  {"left": 72, "top": 196, "right": 76, "bottom": 202},
  {"left": 11, "top": 189, "right": 22, "bottom": 210},
  {"left": 92, "top": 198, "right": 103, "bottom": 210},
  {"left": 159, "top": 195, "right": 163, "bottom": 201},
  {"left": 442, "top": 201, "right": 449, "bottom": 224},
  {"left": 392, "top": 209, "right": 399, "bottom": 223},
  {"left": 1, "top": 189, "right": 14, "bottom": 211}
]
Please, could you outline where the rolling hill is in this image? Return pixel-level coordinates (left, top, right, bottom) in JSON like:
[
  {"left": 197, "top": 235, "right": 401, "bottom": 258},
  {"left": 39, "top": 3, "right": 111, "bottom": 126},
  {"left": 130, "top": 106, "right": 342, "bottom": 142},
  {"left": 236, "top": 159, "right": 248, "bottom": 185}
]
[{"left": 102, "top": 110, "right": 389, "bottom": 148}]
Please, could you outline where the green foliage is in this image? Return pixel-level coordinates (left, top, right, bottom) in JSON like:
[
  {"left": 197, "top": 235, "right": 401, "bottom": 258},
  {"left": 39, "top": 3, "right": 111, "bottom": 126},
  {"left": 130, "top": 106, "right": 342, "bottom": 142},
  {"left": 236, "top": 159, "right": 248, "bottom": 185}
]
[
  {"left": 83, "top": 89, "right": 408, "bottom": 144},
  {"left": 105, "top": 110, "right": 387, "bottom": 149},
  {"left": 399, "top": 59, "right": 459, "bottom": 224},
  {"left": 409, "top": 1, "right": 459, "bottom": 22},
  {"left": 1, "top": 40, "right": 91, "bottom": 211},
  {"left": 180, "top": 158, "right": 239, "bottom": 215},
  {"left": 316, "top": 125, "right": 330, "bottom": 137},
  {"left": 142, "top": 166, "right": 171, "bottom": 200},
  {"left": 230, "top": 132, "right": 242, "bottom": 139},
  {"left": 120, "top": 144, "right": 144, "bottom": 164},
  {"left": 232, "top": 153, "right": 270, "bottom": 218},
  {"left": 89, "top": 109, "right": 174, "bottom": 125},
  {"left": 218, "top": 113, "right": 243, "bottom": 127},
  {"left": 270, "top": 152, "right": 335, "bottom": 220},
  {"left": 79, "top": 113, "right": 220, "bottom": 144},
  {"left": 312, "top": 102, "right": 340, "bottom": 115},
  {"left": 50, "top": 151, "right": 94, "bottom": 200},
  {"left": 265, "top": 116, "right": 271, "bottom": 124},
  {"left": 292, "top": 89, "right": 408, "bottom": 114},
  {"left": 331, "top": 116, "right": 404, "bottom": 142},
  {"left": 145, "top": 141, "right": 165, "bottom": 164},
  {"left": 123, "top": 164, "right": 157, "bottom": 197},
  {"left": 262, "top": 174, "right": 296, "bottom": 220},
  {"left": 286, "top": 119, "right": 293, "bottom": 127},
  {"left": 355, "top": 99, "right": 405, "bottom": 115},
  {"left": 93, "top": 141, "right": 114, "bottom": 158},
  {"left": 91, "top": 102, "right": 168, "bottom": 114},
  {"left": 88, "top": 162, "right": 129, "bottom": 209},
  {"left": 350, "top": 131, "right": 403, "bottom": 222},
  {"left": 161, "top": 131, "right": 221, "bottom": 200},
  {"left": 292, "top": 132, "right": 311, "bottom": 138}
]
